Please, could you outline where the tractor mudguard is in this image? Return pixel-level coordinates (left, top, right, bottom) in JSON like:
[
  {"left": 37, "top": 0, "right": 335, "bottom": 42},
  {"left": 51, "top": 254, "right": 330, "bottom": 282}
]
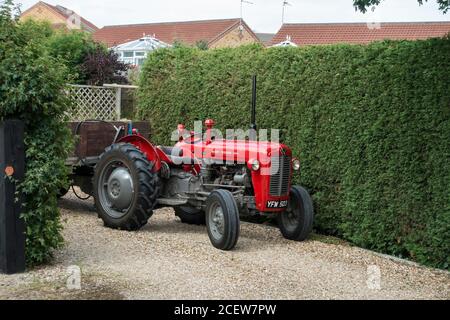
[{"left": 117, "top": 135, "right": 162, "bottom": 172}]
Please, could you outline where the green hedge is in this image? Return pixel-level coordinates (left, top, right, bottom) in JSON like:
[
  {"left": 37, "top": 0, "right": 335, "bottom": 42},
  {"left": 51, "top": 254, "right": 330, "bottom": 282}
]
[
  {"left": 0, "top": 2, "right": 72, "bottom": 265},
  {"left": 137, "top": 38, "right": 450, "bottom": 269}
]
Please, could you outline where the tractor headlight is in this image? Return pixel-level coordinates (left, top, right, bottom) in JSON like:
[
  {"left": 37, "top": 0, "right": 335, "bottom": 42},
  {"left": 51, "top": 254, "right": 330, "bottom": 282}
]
[
  {"left": 251, "top": 160, "right": 260, "bottom": 171},
  {"left": 292, "top": 159, "right": 301, "bottom": 171}
]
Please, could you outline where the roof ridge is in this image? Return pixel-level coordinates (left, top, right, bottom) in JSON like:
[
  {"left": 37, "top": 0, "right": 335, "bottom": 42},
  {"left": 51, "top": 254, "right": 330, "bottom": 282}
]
[{"left": 101, "top": 18, "right": 242, "bottom": 29}]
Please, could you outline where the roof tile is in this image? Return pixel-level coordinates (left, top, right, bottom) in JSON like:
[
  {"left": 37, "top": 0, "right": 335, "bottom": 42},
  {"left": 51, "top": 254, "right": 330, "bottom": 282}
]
[
  {"left": 271, "top": 22, "right": 450, "bottom": 46},
  {"left": 93, "top": 18, "right": 243, "bottom": 47}
]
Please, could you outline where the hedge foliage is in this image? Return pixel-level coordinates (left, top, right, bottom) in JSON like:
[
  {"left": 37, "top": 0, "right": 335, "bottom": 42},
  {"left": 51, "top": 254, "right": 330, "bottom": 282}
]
[
  {"left": 137, "top": 39, "right": 450, "bottom": 269},
  {"left": 0, "top": 1, "right": 72, "bottom": 265}
]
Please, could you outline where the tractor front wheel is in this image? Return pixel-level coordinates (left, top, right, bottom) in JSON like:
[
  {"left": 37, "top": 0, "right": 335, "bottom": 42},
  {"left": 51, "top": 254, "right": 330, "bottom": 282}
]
[
  {"left": 277, "top": 186, "right": 314, "bottom": 241},
  {"left": 205, "top": 190, "right": 240, "bottom": 251},
  {"left": 93, "top": 143, "right": 160, "bottom": 231}
]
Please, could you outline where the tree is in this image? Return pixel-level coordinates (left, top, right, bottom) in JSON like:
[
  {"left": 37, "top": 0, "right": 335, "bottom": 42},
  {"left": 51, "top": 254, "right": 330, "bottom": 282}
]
[
  {"left": 46, "top": 30, "right": 98, "bottom": 83},
  {"left": 81, "top": 47, "right": 129, "bottom": 86},
  {"left": 0, "top": 0, "right": 19, "bottom": 21},
  {"left": 353, "top": 0, "right": 449, "bottom": 13},
  {"left": 23, "top": 24, "right": 129, "bottom": 85}
]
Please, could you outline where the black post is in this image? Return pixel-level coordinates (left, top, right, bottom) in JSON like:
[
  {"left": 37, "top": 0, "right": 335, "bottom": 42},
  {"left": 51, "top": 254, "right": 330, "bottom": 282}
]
[
  {"left": 0, "top": 120, "right": 26, "bottom": 274},
  {"left": 250, "top": 75, "right": 257, "bottom": 141}
]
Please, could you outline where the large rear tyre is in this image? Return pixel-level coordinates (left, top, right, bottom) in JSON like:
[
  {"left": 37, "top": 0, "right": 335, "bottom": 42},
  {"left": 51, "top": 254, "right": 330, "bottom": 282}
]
[
  {"left": 277, "top": 186, "right": 314, "bottom": 241},
  {"left": 93, "top": 143, "right": 160, "bottom": 231},
  {"left": 175, "top": 206, "right": 205, "bottom": 225},
  {"left": 205, "top": 190, "right": 240, "bottom": 251}
]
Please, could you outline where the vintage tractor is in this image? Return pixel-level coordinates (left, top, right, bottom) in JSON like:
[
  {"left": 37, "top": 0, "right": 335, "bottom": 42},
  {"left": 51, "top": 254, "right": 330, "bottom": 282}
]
[{"left": 92, "top": 78, "right": 314, "bottom": 250}]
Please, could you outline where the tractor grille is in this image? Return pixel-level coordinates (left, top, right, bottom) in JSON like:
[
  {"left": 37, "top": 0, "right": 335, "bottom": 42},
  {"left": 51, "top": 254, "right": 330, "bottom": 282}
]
[{"left": 269, "top": 155, "right": 291, "bottom": 196}]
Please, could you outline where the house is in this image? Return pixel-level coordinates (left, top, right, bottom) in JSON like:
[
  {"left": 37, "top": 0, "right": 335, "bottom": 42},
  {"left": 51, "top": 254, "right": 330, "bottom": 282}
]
[
  {"left": 93, "top": 18, "right": 261, "bottom": 49},
  {"left": 113, "top": 36, "right": 171, "bottom": 67},
  {"left": 271, "top": 22, "right": 450, "bottom": 46},
  {"left": 20, "top": 1, "right": 98, "bottom": 33}
]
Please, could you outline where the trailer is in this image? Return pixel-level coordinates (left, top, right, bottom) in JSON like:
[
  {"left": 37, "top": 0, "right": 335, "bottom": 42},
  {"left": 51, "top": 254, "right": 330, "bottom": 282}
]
[{"left": 64, "top": 120, "right": 150, "bottom": 197}]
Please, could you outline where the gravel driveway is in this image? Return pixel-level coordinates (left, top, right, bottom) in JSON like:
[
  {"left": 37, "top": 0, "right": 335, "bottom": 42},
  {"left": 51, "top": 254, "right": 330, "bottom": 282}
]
[{"left": 0, "top": 190, "right": 449, "bottom": 300}]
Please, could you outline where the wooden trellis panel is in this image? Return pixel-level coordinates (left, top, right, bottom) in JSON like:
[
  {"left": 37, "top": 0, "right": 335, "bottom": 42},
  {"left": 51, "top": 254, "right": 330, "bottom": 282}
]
[{"left": 66, "top": 85, "right": 121, "bottom": 121}]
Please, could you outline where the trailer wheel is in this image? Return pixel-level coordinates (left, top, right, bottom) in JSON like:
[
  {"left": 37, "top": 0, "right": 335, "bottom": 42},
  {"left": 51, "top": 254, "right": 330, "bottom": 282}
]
[
  {"left": 205, "top": 190, "right": 240, "bottom": 250},
  {"left": 175, "top": 206, "right": 205, "bottom": 225},
  {"left": 57, "top": 186, "right": 69, "bottom": 198},
  {"left": 277, "top": 186, "right": 314, "bottom": 241},
  {"left": 93, "top": 143, "right": 160, "bottom": 231}
]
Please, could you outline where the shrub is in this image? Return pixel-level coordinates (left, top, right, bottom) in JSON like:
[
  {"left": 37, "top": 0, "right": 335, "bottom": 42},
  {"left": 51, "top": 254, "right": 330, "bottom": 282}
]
[
  {"left": 46, "top": 28, "right": 99, "bottom": 83},
  {"left": 137, "top": 39, "right": 450, "bottom": 269},
  {"left": 21, "top": 21, "right": 128, "bottom": 86},
  {"left": 0, "top": 1, "right": 73, "bottom": 265},
  {"left": 81, "top": 47, "right": 129, "bottom": 86}
]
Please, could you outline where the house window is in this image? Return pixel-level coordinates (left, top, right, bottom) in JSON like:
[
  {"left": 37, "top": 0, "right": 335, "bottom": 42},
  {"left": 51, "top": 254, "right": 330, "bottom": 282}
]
[
  {"left": 135, "top": 52, "right": 146, "bottom": 57},
  {"left": 136, "top": 58, "right": 146, "bottom": 67},
  {"left": 123, "top": 51, "right": 134, "bottom": 58}
]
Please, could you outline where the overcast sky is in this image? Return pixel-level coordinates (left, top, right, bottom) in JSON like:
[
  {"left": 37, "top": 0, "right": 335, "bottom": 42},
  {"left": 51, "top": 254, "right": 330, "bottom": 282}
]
[{"left": 16, "top": 0, "right": 450, "bottom": 33}]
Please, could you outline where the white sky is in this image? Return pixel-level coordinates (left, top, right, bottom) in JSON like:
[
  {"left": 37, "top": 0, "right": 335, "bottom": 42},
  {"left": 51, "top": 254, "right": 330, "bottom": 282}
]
[{"left": 16, "top": 0, "right": 450, "bottom": 33}]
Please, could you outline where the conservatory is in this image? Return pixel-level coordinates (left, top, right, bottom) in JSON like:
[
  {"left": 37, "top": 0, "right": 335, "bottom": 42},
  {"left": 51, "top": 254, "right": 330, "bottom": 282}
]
[
  {"left": 113, "top": 35, "right": 170, "bottom": 67},
  {"left": 272, "top": 35, "right": 298, "bottom": 47}
]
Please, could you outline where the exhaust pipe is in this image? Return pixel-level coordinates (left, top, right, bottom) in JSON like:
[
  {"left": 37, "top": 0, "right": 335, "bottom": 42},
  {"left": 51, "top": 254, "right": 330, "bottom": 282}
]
[{"left": 250, "top": 75, "right": 257, "bottom": 141}]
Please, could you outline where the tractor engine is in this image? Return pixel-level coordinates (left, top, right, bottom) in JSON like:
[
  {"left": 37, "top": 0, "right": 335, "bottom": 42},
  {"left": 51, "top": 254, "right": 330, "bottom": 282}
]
[
  {"left": 159, "top": 161, "right": 252, "bottom": 211},
  {"left": 203, "top": 165, "right": 250, "bottom": 188}
]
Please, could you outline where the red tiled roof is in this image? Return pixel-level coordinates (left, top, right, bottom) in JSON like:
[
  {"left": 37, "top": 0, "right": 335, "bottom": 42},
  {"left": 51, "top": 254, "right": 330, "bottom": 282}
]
[
  {"left": 93, "top": 18, "right": 248, "bottom": 47},
  {"left": 271, "top": 22, "right": 450, "bottom": 46}
]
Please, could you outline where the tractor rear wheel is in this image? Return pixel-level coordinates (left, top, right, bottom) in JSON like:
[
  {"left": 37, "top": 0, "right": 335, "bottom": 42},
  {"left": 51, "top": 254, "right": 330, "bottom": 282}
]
[
  {"left": 175, "top": 206, "right": 206, "bottom": 225},
  {"left": 205, "top": 190, "right": 240, "bottom": 251},
  {"left": 93, "top": 143, "right": 160, "bottom": 231},
  {"left": 277, "top": 186, "right": 314, "bottom": 241}
]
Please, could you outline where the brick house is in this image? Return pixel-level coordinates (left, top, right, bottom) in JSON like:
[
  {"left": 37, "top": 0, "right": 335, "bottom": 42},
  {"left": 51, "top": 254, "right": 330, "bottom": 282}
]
[
  {"left": 20, "top": 1, "right": 98, "bottom": 33},
  {"left": 271, "top": 22, "right": 450, "bottom": 46},
  {"left": 93, "top": 18, "right": 261, "bottom": 49}
]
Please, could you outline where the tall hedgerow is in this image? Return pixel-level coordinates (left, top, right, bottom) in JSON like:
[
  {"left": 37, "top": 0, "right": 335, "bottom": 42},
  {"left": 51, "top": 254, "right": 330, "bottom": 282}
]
[
  {"left": 0, "top": 0, "right": 73, "bottom": 265},
  {"left": 137, "top": 39, "right": 450, "bottom": 269}
]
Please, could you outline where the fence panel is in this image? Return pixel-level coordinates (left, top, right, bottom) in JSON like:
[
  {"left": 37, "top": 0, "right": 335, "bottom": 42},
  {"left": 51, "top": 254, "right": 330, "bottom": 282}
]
[{"left": 66, "top": 85, "right": 120, "bottom": 121}]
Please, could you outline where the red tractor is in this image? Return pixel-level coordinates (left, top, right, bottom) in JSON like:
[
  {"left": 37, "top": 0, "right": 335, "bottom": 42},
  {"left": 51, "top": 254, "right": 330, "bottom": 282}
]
[{"left": 92, "top": 78, "right": 314, "bottom": 250}]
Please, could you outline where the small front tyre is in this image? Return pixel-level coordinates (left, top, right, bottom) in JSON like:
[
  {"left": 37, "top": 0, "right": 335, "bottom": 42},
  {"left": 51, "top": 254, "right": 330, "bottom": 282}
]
[
  {"left": 277, "top": 186, "right": 314, "bottom": 241},
  {"left": 205, "top": 190, "right": 240, "bottom": 251}
]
